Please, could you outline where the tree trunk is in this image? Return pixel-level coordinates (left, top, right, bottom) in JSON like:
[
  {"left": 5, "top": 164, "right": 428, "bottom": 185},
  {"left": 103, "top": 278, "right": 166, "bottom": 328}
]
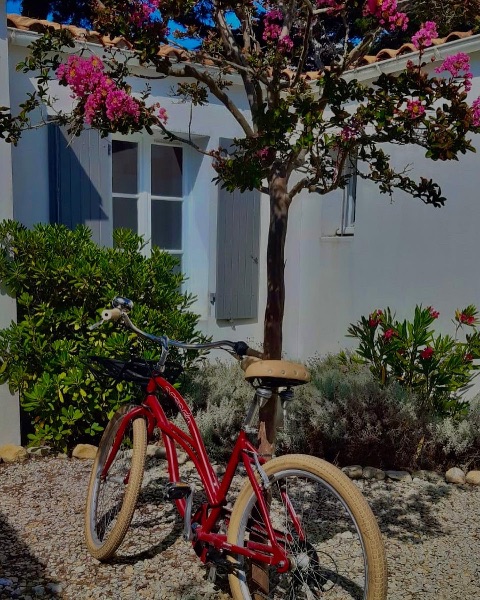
[
  {"left": 253, "top": 169, "right": 291, "bottom": 598},
  {"left": 257, "top": 168, "right": 290, "bottom": 458}
]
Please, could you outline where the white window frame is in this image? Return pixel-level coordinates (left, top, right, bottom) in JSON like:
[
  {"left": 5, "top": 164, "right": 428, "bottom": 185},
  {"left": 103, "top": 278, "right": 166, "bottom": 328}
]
[
  {"left": 336, "top": 154, "right": 357, "bottom": 236},
  {"left": 111, "top": 133, "right": 186, "bottom": 264}
]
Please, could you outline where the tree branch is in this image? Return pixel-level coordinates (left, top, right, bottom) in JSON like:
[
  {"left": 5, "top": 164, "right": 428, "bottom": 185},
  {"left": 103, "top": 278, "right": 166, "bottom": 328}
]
[{"left": 181, "top": 64, "right": 254, "bottom": 136}]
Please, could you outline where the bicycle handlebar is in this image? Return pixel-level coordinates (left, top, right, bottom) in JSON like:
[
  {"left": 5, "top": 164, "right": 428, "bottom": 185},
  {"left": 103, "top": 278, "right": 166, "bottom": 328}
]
[{"left": 93, "top": 298, "right": 264, "bottom": 359}]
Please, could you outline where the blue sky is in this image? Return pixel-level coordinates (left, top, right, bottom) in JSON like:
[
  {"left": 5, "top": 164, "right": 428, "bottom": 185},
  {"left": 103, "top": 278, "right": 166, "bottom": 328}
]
[{"left": 6, "top": 1, "right": 22, "bottom": 13}]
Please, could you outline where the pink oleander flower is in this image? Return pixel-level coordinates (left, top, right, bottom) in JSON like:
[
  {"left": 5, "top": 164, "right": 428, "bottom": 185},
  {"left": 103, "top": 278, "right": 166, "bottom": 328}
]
[
  {"left": 406, "top": 99, "right": 426, "bottom": 119},
  {"left": 428, "top": 307, "right": 440, "bottom": 319},
  {"left": 420, "top": 346, "right": 434, "bottom": 360},
  {"left": 471, "top": 97, "right": 480, "bottom": 127},
  {"left": 383, "top": 328, "right": 395, "bottom": 340},
  {"left": 411, "top": 21, "right": 438, "bottom": 50},
  {"left": 465, "top": 353, "right": 474, "bottom": 363},
  {"left": 368, "top": 309, "right": 383, "bottom": 327},
  {"left": 459, "top": 312, "right": 476, "bottom": 325}
]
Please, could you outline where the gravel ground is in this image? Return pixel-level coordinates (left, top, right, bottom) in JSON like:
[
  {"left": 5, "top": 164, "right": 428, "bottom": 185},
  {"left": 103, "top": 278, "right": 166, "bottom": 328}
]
[{"left": 1, "top": 456, "right": 480, "bottom": 599}]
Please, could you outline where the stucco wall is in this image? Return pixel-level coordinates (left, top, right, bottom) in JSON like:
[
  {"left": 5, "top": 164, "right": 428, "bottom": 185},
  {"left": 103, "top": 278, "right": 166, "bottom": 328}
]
[
  {"left": 0, "top": 2, "right": 20, "bottom": 444},
  {"left": 7, "top": 26, "right": 480, "bottom": 377}
]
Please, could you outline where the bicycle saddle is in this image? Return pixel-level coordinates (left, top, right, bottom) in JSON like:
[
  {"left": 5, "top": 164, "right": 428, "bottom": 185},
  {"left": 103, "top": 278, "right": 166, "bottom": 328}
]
[{"left": 241, "top": 357, "right": 310, "bottom": 387}]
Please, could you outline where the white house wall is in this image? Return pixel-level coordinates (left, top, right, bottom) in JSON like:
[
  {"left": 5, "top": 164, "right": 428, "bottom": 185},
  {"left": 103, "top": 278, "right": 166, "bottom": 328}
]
[
  {"left": 6, "top": 25, "right": 480, "bottom": 369},
  {"left": 0, "top": 1, "right": 20, "bottom": 444},
  {"left": 8, "top": 43, "right": 50, "bottom": 226}
]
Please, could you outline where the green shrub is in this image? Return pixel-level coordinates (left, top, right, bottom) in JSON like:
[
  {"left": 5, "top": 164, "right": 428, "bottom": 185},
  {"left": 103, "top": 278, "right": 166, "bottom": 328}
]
[
  {"left": 182, "top": 361, "right": 253, "bottom": 461},
  {"left": 347, "top": 305, "right": 480, "bottom": 417},
  {"left": 278, "top": 353, "right": 431, "bottom": 469},
  {"left": 186, "top": 353, "right": 480, "bottom": 471},
  {"left": 0, "top": 220, "right": 203, "bottom": 451}
]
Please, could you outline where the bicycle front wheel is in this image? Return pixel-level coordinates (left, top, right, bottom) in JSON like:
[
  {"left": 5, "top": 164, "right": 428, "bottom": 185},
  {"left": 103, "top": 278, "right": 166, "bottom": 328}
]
[
  {"left": 227, "top": 454, "right": 387, "bottom": 600},
  {"left": 85, "top": 405, "right": 147, "bottom": 560}
]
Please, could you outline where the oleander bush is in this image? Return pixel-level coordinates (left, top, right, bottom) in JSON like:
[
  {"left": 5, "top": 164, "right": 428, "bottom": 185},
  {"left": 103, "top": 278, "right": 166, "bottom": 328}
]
[
  {"left": 0, "top": 220, "right": 203, "bottom": 451},
  {"left": 347, "top": 305, "right": 480, "bottom": 417}
]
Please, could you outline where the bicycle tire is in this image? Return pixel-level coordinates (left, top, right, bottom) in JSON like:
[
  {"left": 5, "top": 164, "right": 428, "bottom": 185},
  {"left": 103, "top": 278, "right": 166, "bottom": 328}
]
[
  {"left": 85, "top": 405, "right": 147, "bottom": 560},
  {"left": 227, "top": 454, "right": 387, "bottom": 600}
]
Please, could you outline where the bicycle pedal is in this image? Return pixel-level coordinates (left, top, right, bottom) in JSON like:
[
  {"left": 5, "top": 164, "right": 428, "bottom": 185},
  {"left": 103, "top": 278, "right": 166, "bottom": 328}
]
[{"left": 164, "top": 481, "right": 192, "bottom": 500}]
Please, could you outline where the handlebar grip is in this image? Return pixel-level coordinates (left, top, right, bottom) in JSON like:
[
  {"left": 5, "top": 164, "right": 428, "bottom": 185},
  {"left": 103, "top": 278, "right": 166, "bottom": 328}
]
[
  {"left": 233, "top": 341, "right": 264, "bottom": 359},
  {"left": 101, "top": 308, "right": 122, "bottom": 321}
]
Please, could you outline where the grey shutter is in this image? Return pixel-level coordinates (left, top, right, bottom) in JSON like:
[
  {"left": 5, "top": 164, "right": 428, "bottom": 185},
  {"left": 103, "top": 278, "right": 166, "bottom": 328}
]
[
  {"left": 216, "top": 183, "right": 260, "bottom": 321},
  {"left": 49, "top": 126, "right": 112, "bottom": 246}
]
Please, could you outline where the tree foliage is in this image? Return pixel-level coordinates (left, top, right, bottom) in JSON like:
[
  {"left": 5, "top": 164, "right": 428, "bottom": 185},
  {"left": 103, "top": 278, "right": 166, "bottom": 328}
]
[{"left": 20, "top": 0, "right": 93, "bottom": 26}]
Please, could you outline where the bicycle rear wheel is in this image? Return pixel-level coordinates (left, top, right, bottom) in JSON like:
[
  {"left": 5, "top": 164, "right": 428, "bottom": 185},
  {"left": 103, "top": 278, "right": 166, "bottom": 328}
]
[
  {"left": 85, "top": 405, "right": 147, "bottom": 560},
  {"left": 227, "top": 454, "right": 387, "bottom": 600}
]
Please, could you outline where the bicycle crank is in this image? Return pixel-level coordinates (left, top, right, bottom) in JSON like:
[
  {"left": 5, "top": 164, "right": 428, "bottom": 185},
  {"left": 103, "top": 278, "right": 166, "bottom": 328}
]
[{"left": 164, "top": 481, "right": 195, "bottom": 541}]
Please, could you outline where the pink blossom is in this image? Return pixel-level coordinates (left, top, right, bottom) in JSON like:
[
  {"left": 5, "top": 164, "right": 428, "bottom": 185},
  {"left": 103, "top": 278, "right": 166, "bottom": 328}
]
[
  {"left": 56, "top": 54, "right": 165, "bottom": 126},
  {"left": 465, "top": 353, "right": 474, "bottom": 362},
  {"left": 257, "top": 147, "right": 270, "bottom": 160},
  {"left": 263, "top": 9, "right": 283, "bottom": 42},
  {"left": 428, "top": 307, "right": 440, "bottom": 319},
  {"left": 435, "top": 52, "right": 471, "bottom": 77},
  {"left": 368, "top": 309, "right": 383, "bottom": 327},
  {"left": 364, "top": 0, "right": 409, "bottom": 32},
  {"left": 460, "top": 312, "right": 476, "bottom": 325},
  {"left": 278, "top": 35, "right": 294, "bottom": 53},
  {"left": 406, "top": 99, "right": 426, "bottom": 118},
  {"left": 129, "top": 0, "right": 161, "bottom": 27},
  {"left": 435, "top": 53, "right": 473, "bottom": 91},
  {"left": 420, "top": 346, "right": 434, "bottom": 360},
  {"left": 471, "top": 97, "right": 480, "bottom": 127},
  {"left": 157, "top": 106, "right": 168, "bottom": 124},
  {"left": 340, "top": 126, "right": 357, "bottom": 141},
  {"left": 411, "top": 21, "right": 438, "bottom": 50},
  {"left": 383, "top": 328, "right": 396, "bottom": 340}
]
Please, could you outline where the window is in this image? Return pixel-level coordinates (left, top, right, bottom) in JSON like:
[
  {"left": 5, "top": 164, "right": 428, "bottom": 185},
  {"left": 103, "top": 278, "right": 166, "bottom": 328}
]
[
  {"left": 112, "top": 138, "right": 184, "bottom": 264},
  {"left": 337, "top": 155, "right": 357, "bottom": 236}
]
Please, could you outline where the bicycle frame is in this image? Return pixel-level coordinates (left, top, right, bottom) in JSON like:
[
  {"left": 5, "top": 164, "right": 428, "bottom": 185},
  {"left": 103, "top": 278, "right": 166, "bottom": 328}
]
[{"left": 102, "top": 373, "right": 300, "bottom": 569}]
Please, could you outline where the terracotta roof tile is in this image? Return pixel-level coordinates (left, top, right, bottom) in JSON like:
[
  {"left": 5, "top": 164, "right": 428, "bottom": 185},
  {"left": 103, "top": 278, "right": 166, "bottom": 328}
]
[
  {"left": 6, "top": 14, "right": 478, "bottom": 75},
  {"left": 7, "top": 14, "right": 132, "bottom": 49},
  {"left": 357, "top": 30, "right": 475, "bottom": 66}
]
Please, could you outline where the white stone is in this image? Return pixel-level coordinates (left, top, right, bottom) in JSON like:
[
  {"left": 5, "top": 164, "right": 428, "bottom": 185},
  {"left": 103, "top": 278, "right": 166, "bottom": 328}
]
[
  {"left": 465, "top": 470, "right": 480, "bottom": 485},
  {"left": 363, "top": 466, "right": 385, "bottom": 480},
  {"left": 72, "top": 444, "right": 97, "bottom": 460},
  {"left": 0, "top": 444, "right": 28, "bottom": 463},
  {"left": 385, "top": 470, "right": 412, "bottom": 482},
  {"left": 342, "top": 465, "right": 363, "bottom": 479},
  {"left": 445, "top": 467, "right": 466, "bottom": 484}
]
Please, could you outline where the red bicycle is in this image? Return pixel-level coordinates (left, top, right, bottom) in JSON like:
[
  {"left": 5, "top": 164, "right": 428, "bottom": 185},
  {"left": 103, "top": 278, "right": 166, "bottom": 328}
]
[{"left": 85, "top": 297, "right": 387, "bottom": 600}]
